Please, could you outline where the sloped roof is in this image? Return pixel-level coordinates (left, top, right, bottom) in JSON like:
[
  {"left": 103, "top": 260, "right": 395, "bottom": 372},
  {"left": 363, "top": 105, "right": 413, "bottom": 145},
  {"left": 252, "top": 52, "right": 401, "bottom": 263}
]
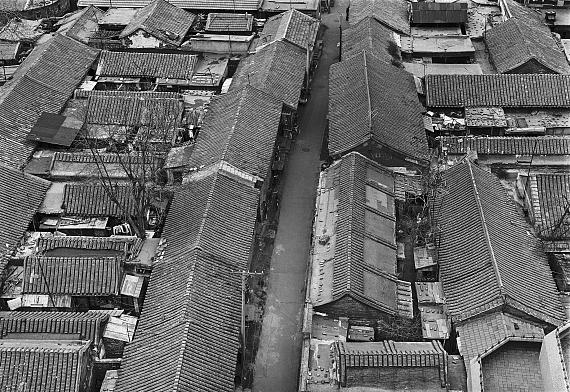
[
  {"left": 0, "top": 34, "right": 99, "bottom": 169},
  {"left": 410, "top": 2, "right": 467, "bottom": 25},
  {"left": 437, "top": 160, "right": 564, "bottom": 325},
  {"left": 0, "top": 339, "right": 90, "bottom": 392},
  {"left": 438, "top": 136, "right": 570, "bottom": 156},
  {"left": 336, "top": 340, "right": 445, "bottom": 365},
  {"left": 22, "top": 256, "right": 123, "bottom": 296},
  {"left": 258, "top": 9, "right": 319, "bottom": 50},
  {"left": 0, "top": 164, "right": 50, "bottom": 274},
  {"left": 206, "top": 12, "right": 254, "bottom": 32},
  {"left": 342, "top": 17, "right": 400, "bottom": 63},
  {"left": 85, "top": 91, "right": 182, "bottom": 126},
  {"left": 37, "top": 235, "right": 143, "bottom": 257},
  {"left": 351, "top": 0, "right": 411, "bottom": 35},
  {"left": 187, "top": 85, "right": 283, "bottom": 178},
  {"left": 63, "top": 183, "right": 136, "bottom": 217},
  {"left": 312, "top": 153, "right": 413, "bottom": 318},
  {"left": 426, "top": 74, "right": 570, "bottom": 108},
  {"left": 456, "top": 312, "right": 544, "bottom": 364},
  {"left": 56, "top": 5, "right": 103, "bottom": 44},
  {"left": 529, "top": 173, "right": 570, "bottom": 239},
  {"left": 78, "top": 0, "right": 263, "bottom": 11},
  {"left": 115, "top": 171, "right": 258, "bottom": 391},
  {"left": 328, "top": 51, "right": 428, "bottom": 162},
  {"left": 120, "top": 0, "right": 195, "bottom": 46},
  {"left": 485, "top": 13, "right": 570, "bottom": 74},
  {"left": 230, "top": 40, "right": 306, "bottom": 109},
  {"left": 0, "top": 311, "right": 109, "bottom": 344},
  {"left": 96, "top": 51, "right": 198, "bottom": 79}
]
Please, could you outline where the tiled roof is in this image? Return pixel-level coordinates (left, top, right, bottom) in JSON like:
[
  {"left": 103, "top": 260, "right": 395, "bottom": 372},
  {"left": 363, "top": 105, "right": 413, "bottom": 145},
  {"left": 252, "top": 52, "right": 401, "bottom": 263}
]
[
  {"left": 485, "top": 13, "right": 570, "bottom": 74},
  {"left": 436, "top": 160, "right": 564, "bottom": 325},
  {"left": 0, "top": 34, "right": 99, "bottom": 169},
  {"left": 85, "top": 91, "right": 182, "bottom": 126},
  {"left": 0, "top": 339, "right": 91, "bottom": 392},
  {"left": 530, "top": 174, "right": 570, "bottom": 239},
  {"left": 56, "top": 5, "right": 103, "bottom": 44},
  {"left": 351, "top": 0, "right": 411, "bottom": 35},
  {"left": 120, "top": 0, "right": 195, "bottom": 46},
  {"left": 187, "top": 86, "right": 283, "bottom": 178},
  {"left": 230, "top": 40, "right": 306, "bottom": 109},
  {"left": 115, "top": 171, "right": 258, "bottom": 391},
  {"left": 456, "top": 312, "right": 544, "bottom": 364},
  {"left": 258, "top": 9, "right": 319, "bottom": 50},
  {"left": 439, "top": 136, "right": 570, "bottom": 156},
  {"left": 96, "top": 50, "right": 198, "bottom": 79},
  {"left": 0, "top": 42, "right": 21, "bottom": 61},
  {"left": 78, "top": 0, "right": 263, "bottom": 11},
  {"left": 342, "top": 17, "right": 400, "bottom": 63},
  {"left": 0, "top": 164, "right": 50, "bottom": 274},
  {"left": 206, "top": 12, "right": 253, "bottom": 32},
  {"left": 37, "top": 235, "right": 143, "bottom": 257},
  {"left": 336, "top": 340, "right": 445, "bottom": 366},
  {"left": 313, "top": 153, "right": 413, "bottom": 317},
  {"left": 23, "top": 256, "right": 122, "bottom": 296},
  {"left": 328, "top": 52, "right": 428, "bottom": 161},
  {"left": 426, "top": 74, "right": 570, "bottom": 108},
  {"left": 410, "top": 2, "right": 467, "bottom": 24},
  {"left": 63, "top": 183, "right": 136, "bottom": 217},
  {"left": 0, "top": 311, "right": 109, "bottom": 344}
]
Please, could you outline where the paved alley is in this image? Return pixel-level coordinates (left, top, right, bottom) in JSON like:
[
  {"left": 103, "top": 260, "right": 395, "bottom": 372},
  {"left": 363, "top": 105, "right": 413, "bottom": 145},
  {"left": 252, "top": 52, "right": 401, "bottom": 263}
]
[{"left": 252, "top": 6, "right": 346, "bottom": 392}]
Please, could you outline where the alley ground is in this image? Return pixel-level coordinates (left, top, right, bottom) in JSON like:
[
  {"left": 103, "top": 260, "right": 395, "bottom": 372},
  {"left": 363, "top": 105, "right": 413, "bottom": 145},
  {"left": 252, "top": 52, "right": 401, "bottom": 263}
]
[{"left": 252, "top": 5, "right": 348, "bottom": 392}]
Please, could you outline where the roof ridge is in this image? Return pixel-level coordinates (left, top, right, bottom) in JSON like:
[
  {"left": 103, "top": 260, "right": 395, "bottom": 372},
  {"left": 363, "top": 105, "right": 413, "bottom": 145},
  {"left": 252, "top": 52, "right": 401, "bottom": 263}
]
[
  {"left": 219, "top": 88, "right": 248, "bottom": 164},
  {"left": 346, "top": 153, "right": 358, "bottom": 293},
  {"left": 192, "top": 172, "right": 220, "bottom": 251},
  {"left": 362, "top": 51, "right": 373, "bottom": 135},
  {"left": 466, "top": 161, "right": 506, "bottom": 299}
]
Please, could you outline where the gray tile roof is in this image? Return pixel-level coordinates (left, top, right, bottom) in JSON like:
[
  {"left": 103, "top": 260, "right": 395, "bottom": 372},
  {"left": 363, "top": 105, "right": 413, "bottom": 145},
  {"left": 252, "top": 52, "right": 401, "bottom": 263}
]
[
  {"left": 63, "top": 183, "right": 136, "bottom": 217},
  {"left": 187, "top": 85, "right": 283, "bottom": 178},
  {"left": 96, "top": 50, "right": 198, "bottom": 79},
  {"left": 328, "top": 52, "right": 428, "bottom": 161},
  {"left": 410, "top": 2, "right": 467, "bottom": 25},
  {"left": 436, "top": 160, "right": 565, "bottom": 325},
  {"left": 230, "top": 40, "right": 306, "bottom": 109},
  {"left": 342, "top": 17, "right": 400, "bottom": 63},
  {"left": 485, "top": 8, "right": 570, "bottom": 74},
  {"left": 426, "top": 74, "right": 570, "bottom": 108},
  {"left": 0, "top": 34, "right": 99, "bottom": 169},
  {"left": 37, "top": 235, "right": 143, "bottom": 258},
  {"left": 56, "top": 5, "right": 103, "bottom": 44},
  {"left": 23, "top": 256, "right": 123, "bottom": 296},
  {"left": 206, "top": 12, "right": 253, "bottom": 32},
  {"left": 78, "top": 0, "right": 263, "bottom": 11},
  {"left": 258, "top": 9, "right": 319, "bottom": 50},
  {"left": 0, "top": 311, "right": 109, "bottom": 345},
  {"left": 351, "top": 0, "right": 411, "bottom": 35},
  {"left": 115, "top": 171, "right": 259, "bottom": 391},
  {"left": 120, "top": 0, "right": 196, "bottom": 46},
  {"left": 439, "top": 136, "right": 570, "bottom": 156},
  {"left": 530, "top": 173, "right": 570, "bottom": 239}
]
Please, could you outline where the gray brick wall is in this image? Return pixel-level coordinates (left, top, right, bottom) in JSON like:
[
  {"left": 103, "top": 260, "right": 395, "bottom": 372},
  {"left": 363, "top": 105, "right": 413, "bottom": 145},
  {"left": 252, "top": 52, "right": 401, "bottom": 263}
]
[{"left": 481, "top": 341, "right": 543, "bottom": 392}]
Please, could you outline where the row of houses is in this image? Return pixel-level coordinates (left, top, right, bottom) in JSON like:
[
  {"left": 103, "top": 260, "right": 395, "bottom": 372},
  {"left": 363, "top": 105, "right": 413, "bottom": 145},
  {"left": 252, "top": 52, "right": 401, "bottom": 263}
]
[{"left": 0, "top": 3, "right": 320, "bottom": 391}]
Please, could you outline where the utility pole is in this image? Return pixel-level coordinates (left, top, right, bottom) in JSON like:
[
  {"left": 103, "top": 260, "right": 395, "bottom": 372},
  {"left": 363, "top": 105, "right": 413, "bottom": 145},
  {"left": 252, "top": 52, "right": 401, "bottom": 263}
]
[{"left": 232, "top": 269, "right": 264, "bottom": 384}]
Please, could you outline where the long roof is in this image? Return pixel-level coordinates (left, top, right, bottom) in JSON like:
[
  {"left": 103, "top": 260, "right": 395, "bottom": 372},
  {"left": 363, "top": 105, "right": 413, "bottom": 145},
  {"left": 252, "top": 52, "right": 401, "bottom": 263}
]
[
  {"left": 96, "top": 51, "right": 198, "bottom": 79},
  {"left": 312, "top": 153, "right": 413, "bottom": 317},
  {"left": 342, "top": 17, "right": 400, "bottom": 63},
  {"left": 410, "top": 2, "right": 467, "bottom": 24},
  {"left": 205, "top": 12, "right": 254, "bottom": 32},
  {"left": 63, "top": 183, "right": 137, "bottom": 217},
  {"left": 485, "top": 6, "right": 570, "bottom": 74},
  {"left": 22, "top": 256, "right": 123, "bottom": 296},
  {"left": 257, "top": 9, "right": 319, "bottom": 50},
  {"left": 436, "top": 160, "right": 564, "bottom": 325},
  {"left": 0, "top": 311, "right": 109, "bottom": 344},
  {"left": 351, "top": 0, "right": 411, "bottom": 35},
  {"left": 529, "top": 173, "right": 570, "bottom": 239},
  {"left": 328, "top": 51, "right": 428, "bottom": 162},
  {"left": 78, "top": 0, "right": 263, "bottom": 11},
  {"left": 426, "top": 74, "right": 570, "bottom": 108},
  {"left": 120, "top": 0, "right": 195, "bottom": 46},
  {"left": 230, "top": 40, "right": 306, "bottom": 109},
  {"left": 187, "top": 85, "right": 283, "bottom": 178},
  {"left": 0, "top": 164, "right": 50, "bottom": 273},
  {"left": 115, "top": 171, "right": 259, "bottom": 391},
  {"left": 0, "top": 339, "right": 90, "bottom": 392},
  {"left": 439, "top": 136, "right": 570, "bottom": 156},
  {"left": 0, "top": 34, "right": 99, "bottom": 169}
]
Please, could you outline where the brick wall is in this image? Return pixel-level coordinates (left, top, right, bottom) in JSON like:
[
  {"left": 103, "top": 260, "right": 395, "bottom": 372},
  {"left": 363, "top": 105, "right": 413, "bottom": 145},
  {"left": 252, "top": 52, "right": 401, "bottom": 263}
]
[
  {"left": 345, "top": 366, "right": 444, "bottom": 390},
  {"left": 481, "top": 341, "right": 543, "bottom": 392}
]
